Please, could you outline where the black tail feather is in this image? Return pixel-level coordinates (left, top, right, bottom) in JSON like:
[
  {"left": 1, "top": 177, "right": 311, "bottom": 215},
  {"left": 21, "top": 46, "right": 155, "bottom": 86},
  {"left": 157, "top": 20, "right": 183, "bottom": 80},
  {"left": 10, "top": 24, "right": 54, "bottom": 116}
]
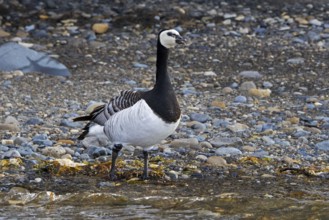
[{"left": 73, "top": 115, "right": 92, "bottom": 122}]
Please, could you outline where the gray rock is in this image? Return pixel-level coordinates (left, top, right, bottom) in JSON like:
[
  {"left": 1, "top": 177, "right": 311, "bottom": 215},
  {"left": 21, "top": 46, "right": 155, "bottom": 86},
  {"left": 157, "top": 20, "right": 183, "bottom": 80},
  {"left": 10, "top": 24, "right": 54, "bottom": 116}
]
[
  {"left": 212, "top": 119, "right": 229, "bottom": 128},
  {"left": 234, "top": 95, "right": 247, "bottom": 103},
  {"left": 215, "top": 147, "right": 242, "bottom": 156},
  {"left": 309, "top": 19, "right": 323, "bottom": 26},
  {"left": 3, "top": 149, "right": 22, "bottom": 159},
  {"left": 252, "top": 150, "right": 269, "bottom": 158},
  {"left": 207, "top": 156, "right": 228, "bottom": 166},
  {"left": 315, "top": 140, "right": 329, "bottom": 151},
  {"left": 239, "top": 81, "right": 256, "bottom": 91},
  {"left": 307, "top": 31, "right": 321, "bottom": 42},
  {"left": 195, "top": 155, "right": 208, "bottom": 162},
  {"left": 167, "top": 170, "right": 179, "bottom": 180},
  {"left": 210, "top": 137, "right": 243, "bottom": 147},
  {"left": 14, "top": 137, "right": 29, "bottom": 146},
  {"left": 42, "top": 146, "right": 66, "bottom": 158},
  {"left": 262, "top": 136, "right": 275, "bottom": 145},
  {"left": 0, "top": 145, "right": 9, "bottom": 152},
  {"left": 239, "top": 71, "right": 262, "bottom": 78},
  {"left": 25, "top": 117, "right": 44, "bottom": 125},
  {"left": 190, "top": 121, "right": 207, "bottom": 133},
  {"left": 287, "top": 58, "right": 304, "bottom": 65},
  {"left": 170, "top": 138, "right": 199, "bottom": 148},
  {"left": 60, "top": 119, "right": 82, "bottom": 128},
  {"left": 0, "top": 42, "right": 70, "bottom": 76},
  {"left": 81, "top": 136, "right": 109, "bottom": 147},
  {"left": 4, "top": 116, "right": 20, "bottom": 126},
  {"left": 227, "top": 123, "right": 249, "bottom": 132},
  {"left": 80, "top": 153, "right": 90, "bottom": 160},
  {"left": 133, "top": 63, "right": 148, "bottom": 68},
  {"left": 263, "top": 81, "right": 273, "bottom": 88},
  {"left": 17, "top": 146, "right": 34, "bottom": 156},
  {"left": 190, "top": 113, "right": 210, "bottom": 123}
]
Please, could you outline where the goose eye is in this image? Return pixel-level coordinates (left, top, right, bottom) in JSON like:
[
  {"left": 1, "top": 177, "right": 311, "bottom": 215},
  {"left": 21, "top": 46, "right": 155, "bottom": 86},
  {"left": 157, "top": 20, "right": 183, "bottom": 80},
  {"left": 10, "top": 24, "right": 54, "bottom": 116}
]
[{"left": 167, "top": 32, "right": 175, "bottom": 37}]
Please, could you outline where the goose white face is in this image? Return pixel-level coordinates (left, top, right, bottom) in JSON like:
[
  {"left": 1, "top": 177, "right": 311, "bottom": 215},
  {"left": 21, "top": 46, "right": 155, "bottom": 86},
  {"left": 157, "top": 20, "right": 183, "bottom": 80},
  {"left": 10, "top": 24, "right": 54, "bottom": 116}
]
[{"left": 159, "top": 29, "right": 185, "bottom": 48}]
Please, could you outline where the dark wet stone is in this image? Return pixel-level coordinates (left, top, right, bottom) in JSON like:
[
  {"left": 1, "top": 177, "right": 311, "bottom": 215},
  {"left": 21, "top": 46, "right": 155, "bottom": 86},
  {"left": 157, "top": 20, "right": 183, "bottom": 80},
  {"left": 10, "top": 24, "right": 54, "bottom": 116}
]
[
  {"left": 190, "top": 113, "right": 210, "bottom": 123},
  {"left": 0, "top": 42, "right": 71, "bottom": 77}
]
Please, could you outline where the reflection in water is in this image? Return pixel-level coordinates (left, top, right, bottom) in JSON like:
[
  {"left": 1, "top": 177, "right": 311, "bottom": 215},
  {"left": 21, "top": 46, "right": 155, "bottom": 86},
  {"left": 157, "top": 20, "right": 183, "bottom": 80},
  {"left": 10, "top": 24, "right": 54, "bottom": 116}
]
[{"left": 1, "top": 192, "right": 328, "bottom": 219}]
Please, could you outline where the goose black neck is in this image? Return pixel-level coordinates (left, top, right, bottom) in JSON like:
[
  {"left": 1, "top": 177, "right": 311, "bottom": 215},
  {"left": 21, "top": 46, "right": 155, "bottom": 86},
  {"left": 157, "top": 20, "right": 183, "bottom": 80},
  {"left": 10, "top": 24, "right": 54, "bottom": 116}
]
[{"left": 155, "top": 40, "right": 171, "bottom": 89}]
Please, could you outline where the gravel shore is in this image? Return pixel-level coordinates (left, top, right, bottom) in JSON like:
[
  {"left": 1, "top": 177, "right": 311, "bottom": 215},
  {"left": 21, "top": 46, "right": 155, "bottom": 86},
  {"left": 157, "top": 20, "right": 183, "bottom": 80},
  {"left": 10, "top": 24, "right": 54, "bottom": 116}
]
[{"left": 1, "top": 0, "right": 329, "bottom": 185}]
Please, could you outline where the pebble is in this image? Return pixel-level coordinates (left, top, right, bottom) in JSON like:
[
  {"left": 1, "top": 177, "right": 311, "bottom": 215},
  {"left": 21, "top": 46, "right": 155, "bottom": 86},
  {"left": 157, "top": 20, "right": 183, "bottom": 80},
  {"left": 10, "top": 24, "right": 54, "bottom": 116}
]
[
  {"left": 170, "top": 138, "right": 199, "bottom": 148},
  {"left": 315, "top": 140, "right": 329, "bottom": 151},
  {"left": 14, "top": 137, "right": 29, "bottom": 146},
  {"left": 25, "top": 117, "right": 44, "bottom": 125},
  {"left": 195, "top": 155, "right": 208, "bottom": 162},
  {"left": 190, "top": 113, "right": 210, "bottom": 123},
  {"left": 3, "top": 149, "right": 22, "bottom": 159},
  {"left": 248, "top": 88, "right": 271, "bottom": 98},
  {"left": 227, "top": 123, "right": 249, "bottom": 133},
  {"left": 206, "top": 156, "right": 228, "bottom": 167},
  {"left": 167, "top": 170, "right": 179, "bottom": 180},
  {"left": 92, "top": 23, "right": 109, "bottom": 34},
  {"left": 309, "top": 19, "right": 323, "bottom": 26},
  {"left": 263, "top": 81, "right": 273, "bottom": 88},
  {"left": 42, "top": 146, "right": 66, "bottom": 158},
  {"left": 262, "top": 136, "right": 275, "bottom": 145},
  {"left": 215, "top": 147, "right": 242, "bottom": 156},
  {"left": 189, "top": 121, "right": 207, "bottom": 133},
  {"left": 210, "top": 137, "right": 243, "bottom": 147},
  {"left": 4, "top": 116, "right": 20, "bottom": 125},
  {"left": 0, "top": 123, "right": 20, "bottom": 132},
  {"left": 222, "top": 87, "right": 233, "bottom": 94},
  {"left": 60, "top": 119, "right": 81, "bottom": 128},
  {"left": 17, "top": 146, "right": 34, "bottom": 157},
  {"left": 239, "top": 81, "right": 256, "bottom": 91},
  {"left": 234, "top": 95, "right": 247, "bottom": 103},
  {"left": 239, "top": 71, "right": 262, "bottom": 79},
  {"left": 287, "top": 58, "right": 305, "bottom": 65}
]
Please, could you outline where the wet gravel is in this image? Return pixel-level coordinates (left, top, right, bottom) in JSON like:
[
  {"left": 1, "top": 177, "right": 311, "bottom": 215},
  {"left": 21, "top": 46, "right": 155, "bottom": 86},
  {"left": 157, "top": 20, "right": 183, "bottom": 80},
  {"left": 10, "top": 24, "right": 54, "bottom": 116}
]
[{"left": 1, "top": 0, "right": 329, "bottom": 186}]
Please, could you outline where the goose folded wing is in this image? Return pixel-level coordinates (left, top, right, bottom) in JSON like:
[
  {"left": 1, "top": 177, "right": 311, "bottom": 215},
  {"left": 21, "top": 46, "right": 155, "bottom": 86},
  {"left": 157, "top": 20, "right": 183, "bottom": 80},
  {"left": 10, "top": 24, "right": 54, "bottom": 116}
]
[{"left": 73, "top": 90, "right": 142, "bottom": 126}]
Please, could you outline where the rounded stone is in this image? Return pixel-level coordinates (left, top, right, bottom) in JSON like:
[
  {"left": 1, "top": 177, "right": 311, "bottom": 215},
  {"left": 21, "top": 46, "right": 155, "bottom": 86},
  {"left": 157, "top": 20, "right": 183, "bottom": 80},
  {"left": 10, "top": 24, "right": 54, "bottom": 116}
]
[
  {"left": 215, "top": 147, "right": 242, "bottom": 156},
  {"left": 190, "top": 113, "right": 210, "bottom": 123},
  {"left": 206, "top": 156, "right": 228, "bottom": 167}
]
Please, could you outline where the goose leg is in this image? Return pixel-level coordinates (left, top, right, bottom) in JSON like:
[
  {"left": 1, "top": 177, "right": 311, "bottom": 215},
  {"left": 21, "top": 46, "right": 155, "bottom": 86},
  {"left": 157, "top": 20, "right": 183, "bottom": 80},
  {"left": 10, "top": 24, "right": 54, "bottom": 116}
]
[
  {"left": 109, "top": 144, "right": 123, "bottom": 180},
  {"left": 142, "top": 150, "right": 149, "bottom": 180}
]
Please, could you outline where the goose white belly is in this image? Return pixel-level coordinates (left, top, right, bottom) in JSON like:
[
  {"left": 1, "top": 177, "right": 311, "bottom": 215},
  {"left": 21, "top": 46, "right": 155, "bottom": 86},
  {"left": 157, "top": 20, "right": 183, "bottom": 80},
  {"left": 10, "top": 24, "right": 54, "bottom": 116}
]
[{"left": 104, "top": 99, "right": 180, "bottom": 147}]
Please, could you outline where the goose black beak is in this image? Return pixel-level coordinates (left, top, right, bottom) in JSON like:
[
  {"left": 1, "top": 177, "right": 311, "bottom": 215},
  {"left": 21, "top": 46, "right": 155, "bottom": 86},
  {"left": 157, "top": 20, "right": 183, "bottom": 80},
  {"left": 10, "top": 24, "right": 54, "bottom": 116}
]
[{"left": 175, "top": 35, "right": 187, "bottom": 45}]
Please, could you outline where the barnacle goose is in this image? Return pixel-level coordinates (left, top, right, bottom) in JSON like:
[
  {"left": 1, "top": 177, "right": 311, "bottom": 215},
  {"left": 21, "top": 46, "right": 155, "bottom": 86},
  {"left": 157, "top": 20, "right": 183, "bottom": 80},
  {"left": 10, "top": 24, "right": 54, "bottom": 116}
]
[{"left": 74, "top": 29, "right": 186, "bottom": 180}]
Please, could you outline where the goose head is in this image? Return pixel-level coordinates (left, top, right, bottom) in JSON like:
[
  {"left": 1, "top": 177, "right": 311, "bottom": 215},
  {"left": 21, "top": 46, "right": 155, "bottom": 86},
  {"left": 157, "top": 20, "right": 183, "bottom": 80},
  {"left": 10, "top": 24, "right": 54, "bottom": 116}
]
[{"left": 159, "top": 29, "right": 186, "bottom": 49}]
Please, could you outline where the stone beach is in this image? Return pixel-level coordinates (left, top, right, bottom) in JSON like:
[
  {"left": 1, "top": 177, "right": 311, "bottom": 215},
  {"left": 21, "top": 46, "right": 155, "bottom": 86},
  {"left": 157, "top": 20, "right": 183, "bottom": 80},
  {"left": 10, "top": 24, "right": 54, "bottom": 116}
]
[{"left": 0, "top": 0, "right": 329, "bottom": 218}]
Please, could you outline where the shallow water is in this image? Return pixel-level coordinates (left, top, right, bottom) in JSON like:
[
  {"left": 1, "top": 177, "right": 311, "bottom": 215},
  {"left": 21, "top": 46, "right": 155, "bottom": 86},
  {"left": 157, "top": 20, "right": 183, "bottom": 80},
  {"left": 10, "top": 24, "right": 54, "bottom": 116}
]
[{"left": 1, "top": 177, "right": 328, "bottom": 219}]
